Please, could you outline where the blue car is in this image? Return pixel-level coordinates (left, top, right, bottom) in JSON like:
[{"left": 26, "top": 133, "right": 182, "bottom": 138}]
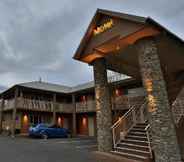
[{"left": 29, "top": 124, "right": 70, "bottom": 139}]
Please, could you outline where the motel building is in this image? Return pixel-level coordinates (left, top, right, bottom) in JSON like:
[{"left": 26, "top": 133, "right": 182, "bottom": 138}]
[{"left": 0, "top": 9, "right": 183, "bottom": 162}]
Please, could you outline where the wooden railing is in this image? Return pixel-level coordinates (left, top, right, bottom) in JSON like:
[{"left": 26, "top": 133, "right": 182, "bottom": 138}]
[
  {"left": 18, "top": 98, "right": 53, "bottom": 112},
  {"left": 111, "top": 99, "right": 147, "bottom": 148},
  {"left": 3, "top": 99, "right": 15, "bottom": 110},
  {"left": 2, "top": 95, "right": 146, "bottom": 113},
  {"left": 112, "top": 95, "right": 145, "bottom": 110},
  {"left": 76, "top": 100, "right": 96, "bottom": 112},
  {"left": 56, "top": 103, "right": 73, "bottom": 113},
  {"left": 1, "top": 98, "right": 73, "bottom": 113}
]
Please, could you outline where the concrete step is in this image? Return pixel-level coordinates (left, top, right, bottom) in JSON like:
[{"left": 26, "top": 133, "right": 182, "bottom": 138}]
[
  {"left": 126, "top": 135, "right": 148, "bottom": 141},
  {"left": 111, "top": 150, "right": 149, "bottom": 162},
  {"left": 117, "top": 142, "right": 150, "bottom": 152},
  {"left": 131, "top": 128, "right": 146, "bottom": 133},
  {"left": 128, "top": 131, "right": 147, "bottom": 136},
  {"left": 135, "top": 124, "right": 147, "bottom": 127},
  {"left": 133, "top": 126, "right": 146, "bottom": 130},
  {"left": 115, "top": 146, "right": 150, "bottom": 157},
  {"left": 122, "top": 139, "right": 149, "bottom": 146}
]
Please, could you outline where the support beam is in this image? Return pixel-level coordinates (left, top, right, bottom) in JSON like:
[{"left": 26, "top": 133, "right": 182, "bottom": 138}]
[
  {"left": 0, "top": 97, "right": 4, "bottom": 133},
  {"left": 136, "top": 37, "right": 182, "bottom": 162},
  {"left": 93, "top": 58, "right": 112, "bottom": 152},
  {"left": 72, "top": 94, "right": 76, "bottom": 136},
  {"left": 52, "top": 94, "right": 57, "bottom": 125},
  {"left": 11, "top": 87, "right": 18, "bottom": 137}
]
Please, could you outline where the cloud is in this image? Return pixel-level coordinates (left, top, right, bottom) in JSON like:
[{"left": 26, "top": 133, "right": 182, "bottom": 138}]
[{"left": 0, "top": 0, "right": 183, "bottom": 89}]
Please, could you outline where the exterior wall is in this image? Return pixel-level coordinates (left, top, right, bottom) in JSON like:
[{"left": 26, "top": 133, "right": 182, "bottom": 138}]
[
  {"left": 2, "top": 111, "right": 21, "bottom": 131},
  {"left": 2, "top": 112, "right": 12, "bottom": 131}
]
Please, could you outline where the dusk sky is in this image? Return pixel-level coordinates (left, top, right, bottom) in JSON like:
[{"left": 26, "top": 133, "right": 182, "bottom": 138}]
[{"left": 0, "top": 0, "right": 184, "bottom": 91}]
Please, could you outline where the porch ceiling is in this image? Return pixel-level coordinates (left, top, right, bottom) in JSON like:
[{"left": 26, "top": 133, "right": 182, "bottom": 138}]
[{"left": 103, "top": 34, "right": 184, "bottom": 80}]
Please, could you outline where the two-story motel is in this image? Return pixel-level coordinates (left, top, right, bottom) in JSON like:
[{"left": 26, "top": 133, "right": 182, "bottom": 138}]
[{"left": 0, "top": 77, "right": 144, "bottom": 136}]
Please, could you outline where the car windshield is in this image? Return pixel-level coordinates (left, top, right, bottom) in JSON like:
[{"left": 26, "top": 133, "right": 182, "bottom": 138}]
[{"left": 35, "top": 124, "right": 48, "bottom": 128}]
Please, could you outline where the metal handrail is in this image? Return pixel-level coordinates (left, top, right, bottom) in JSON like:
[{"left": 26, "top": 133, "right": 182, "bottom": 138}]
[
  {"left": 111, "top": 105, "right": 136, "bottom": 129},
  {"left": 172, "top": 93, "right": 184, "bottom": 126},
  {"left": 111, "top": 99, "right": 147, "bottom": 148},
  {"left": 145, "top": 124, "right": 153, "bottom": 159}
]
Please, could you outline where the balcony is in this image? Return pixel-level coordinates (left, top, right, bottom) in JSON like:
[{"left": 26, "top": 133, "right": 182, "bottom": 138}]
[
  {"left": 2, "top": 98, "right": 73, "bottom": 113},
  {"left": 76, "top": 100, "right": 96, "bottom": 113},
  {"left": 112, "top": 95, "right": 145, "bottom": 110},
  {"left": 17, "top": 98, "right": 53, "bottom": 112},
  {"left": 55, "top": 103, "right": 73, "bottom": 113},
  {"left": 1, "top": 95, "right": 145, "bottom": 113},
  {"left": 3, "top": 99, "right": 15, "bottom": 111}
]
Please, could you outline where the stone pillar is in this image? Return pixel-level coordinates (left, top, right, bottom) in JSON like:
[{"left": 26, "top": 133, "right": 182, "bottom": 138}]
[
  {"left": 72, "top": 94, "right": 76, "bottom": 136},
  {"left": 93, "top": 58, "right": 112, "bottom": 152},
  {"left": 11, "top": 87, "right": 18, "bottom": 137},
  {"left": 53, "top": 94, "right": 57, "bottom": 125},
  {"left": 136, "top": 37, "right": 182, "bottom": 162},
  {"left": 0, "top": 97, "right": 4, "bottom": 133}
]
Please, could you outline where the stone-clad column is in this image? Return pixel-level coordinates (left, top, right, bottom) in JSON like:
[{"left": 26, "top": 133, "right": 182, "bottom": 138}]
[
  {"left": 11, "top": 87, "right": 18, "bottom": 137},
  {"left": 0, "top": 97, "right": 4, "bottom": 133},
  {"left": 136, "top": 37, "right": 182, "bottom": 162},
  {"left": 93, "top": 58, "right": 112, "bottom": 152},
  {"left": 72, "top": 94, "right": 76, "bottom": 136},
  {"left": 52, "top": 94, "right": 57, "bottom": 125}
]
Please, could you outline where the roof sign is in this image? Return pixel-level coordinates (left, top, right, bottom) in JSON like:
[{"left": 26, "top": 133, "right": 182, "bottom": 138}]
[{"left": 93, "top": 19, "right": 114, "bottom": 36}]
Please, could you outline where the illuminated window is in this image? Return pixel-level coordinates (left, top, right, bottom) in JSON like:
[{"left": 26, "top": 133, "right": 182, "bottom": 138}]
[
  {"left": 23, "top": 115, "right": 28, "bottom": 123},
  {"left": 81, "top": 96, "right": 86, "bottom": 102}
]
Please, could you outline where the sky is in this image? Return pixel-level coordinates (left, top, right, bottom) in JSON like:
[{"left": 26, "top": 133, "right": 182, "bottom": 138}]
[{"left": 0, "top": 0, "right": 183, "bottom": 91}]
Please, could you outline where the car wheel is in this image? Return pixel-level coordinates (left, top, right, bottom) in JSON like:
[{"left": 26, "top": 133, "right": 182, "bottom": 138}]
[{"left": 41, "top": 134, "right": 48, "bottom": 139}]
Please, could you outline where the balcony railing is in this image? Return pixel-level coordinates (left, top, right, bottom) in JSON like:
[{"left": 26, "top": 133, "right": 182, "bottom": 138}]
[
  {"left": 2, "top": 98, "right": 73, "bottom": 113},
  {"left": 3, "top": 99, "right": 15, "bottom": 110},
  {"left": 112, "top": 95, "right": 145, "bottom": 110},
  {"left": 2, "top": 95, "right": 146, "bottom": 113},
  {"left": 55, "top": 103, "right": 73, "bottom": 113},
  {"left": 18, "top": 98, "right": 53, "bottom": 112},
  {"left": 76, "top": 100, "right": 96, "bottom": 112}
]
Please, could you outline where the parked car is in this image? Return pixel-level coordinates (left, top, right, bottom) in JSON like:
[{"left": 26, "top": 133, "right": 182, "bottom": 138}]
[{"left": 29, "top": 124, "right": 71, "bottom": 139}]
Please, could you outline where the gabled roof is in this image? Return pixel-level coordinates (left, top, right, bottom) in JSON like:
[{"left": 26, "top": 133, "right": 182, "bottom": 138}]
[
  {"left": 1, "top": 77, "right": 139, "bottom": 97},
  {"left": 19, "top": 81, "right": 72, "bottom": 93},
  {"left": 73, "top": 8, "right": 184, "bottom": 61}
]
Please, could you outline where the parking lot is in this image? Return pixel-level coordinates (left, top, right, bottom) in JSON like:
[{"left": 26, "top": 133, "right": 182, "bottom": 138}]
[{"left": 0, "top": 136, "right": 97, "bottom": 162}]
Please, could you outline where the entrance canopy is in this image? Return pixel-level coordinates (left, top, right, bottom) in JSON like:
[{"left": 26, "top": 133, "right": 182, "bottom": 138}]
[{"left": 73, "top": 9, "right": 184, "bottom": 102}]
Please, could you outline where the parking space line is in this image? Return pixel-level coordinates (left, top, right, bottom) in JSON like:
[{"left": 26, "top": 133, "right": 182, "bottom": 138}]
[
  {"left": 75, "top": 145, "right": 97, "bottom": 149},
  {"left": 56, "top": 140, "right": 94, "bottom": 144}
]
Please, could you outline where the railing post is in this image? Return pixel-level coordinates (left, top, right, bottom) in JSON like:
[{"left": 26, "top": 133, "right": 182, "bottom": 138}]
[
  {"left": 132, "top": 108, "right": 136, "bottom": 124},
  {"left": 72, "top": 94, "right": 76, "bottom": 136},
  {"left": 52, "top": 94, "right": 57, "bottom": 125},
  {"left": 0, "top": 97, "right": 4, "bottom": 133},
  {"left": 140, "top": 103, "right": 145, "bottom": 123}
]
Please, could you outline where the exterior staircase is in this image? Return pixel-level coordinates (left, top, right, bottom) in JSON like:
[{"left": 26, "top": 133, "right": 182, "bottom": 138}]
[
  {"left": 111, "top": 100, "right": 153, "bottom": 162},
  {"left": 111, "top": 122, "right": 152, "bottom": 162}
]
